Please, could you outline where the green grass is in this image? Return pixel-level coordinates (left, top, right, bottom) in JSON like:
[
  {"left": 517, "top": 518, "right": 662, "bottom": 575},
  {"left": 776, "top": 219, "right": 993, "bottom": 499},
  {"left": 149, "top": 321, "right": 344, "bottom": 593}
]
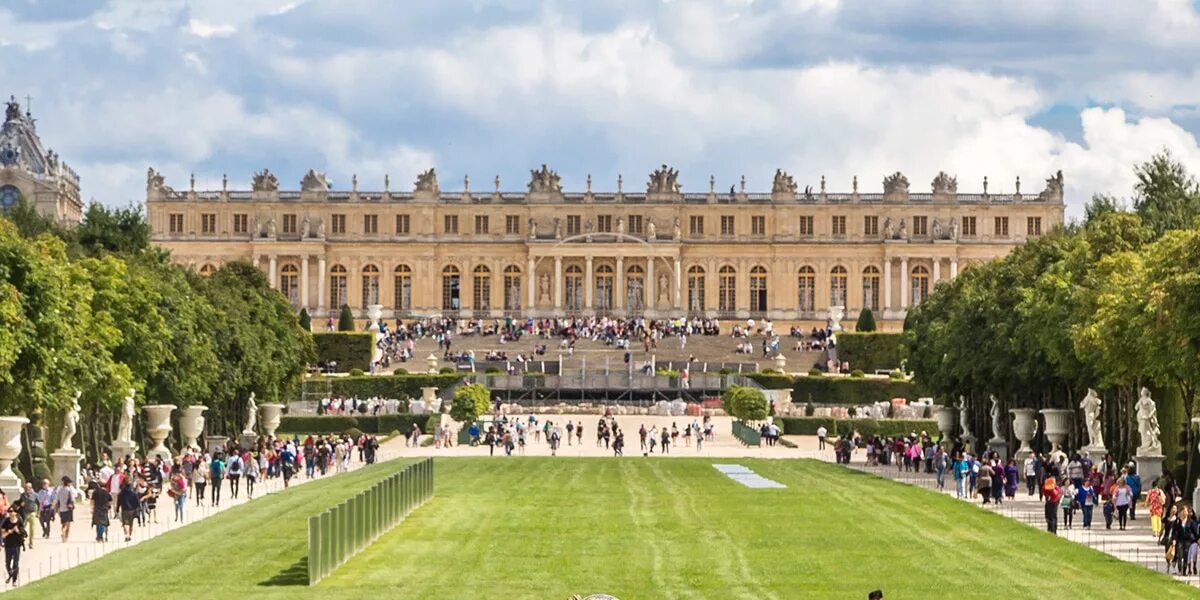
[{"left": 10, "top": 458, "right": 1198, "bottom": 599}]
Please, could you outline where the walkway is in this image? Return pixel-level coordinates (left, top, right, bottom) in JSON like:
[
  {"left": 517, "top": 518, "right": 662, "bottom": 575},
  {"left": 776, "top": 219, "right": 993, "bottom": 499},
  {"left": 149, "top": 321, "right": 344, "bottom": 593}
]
[{"left": 0, "top": 436, "right": 407, "bottom": 593}]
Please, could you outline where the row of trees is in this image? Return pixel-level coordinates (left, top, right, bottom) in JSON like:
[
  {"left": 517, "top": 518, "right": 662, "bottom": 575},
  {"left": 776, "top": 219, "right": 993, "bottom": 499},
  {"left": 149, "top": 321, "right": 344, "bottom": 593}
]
[
  {"left": 1, "top": 201, "right": 313, "bottom": 463},
  {"left": 903, "top": 152, "right": 1200, "bottom": 482}
]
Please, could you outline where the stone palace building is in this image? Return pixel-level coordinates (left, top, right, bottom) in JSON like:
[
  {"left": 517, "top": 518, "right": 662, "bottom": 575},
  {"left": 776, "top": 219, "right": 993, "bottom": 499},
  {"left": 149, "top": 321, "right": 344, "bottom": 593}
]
[
  {"left": 146, "top": 164, "right": 1064, "bottom": 328},
  {"left": 0, "top": 97, "right": 83, "bottom": 224}
]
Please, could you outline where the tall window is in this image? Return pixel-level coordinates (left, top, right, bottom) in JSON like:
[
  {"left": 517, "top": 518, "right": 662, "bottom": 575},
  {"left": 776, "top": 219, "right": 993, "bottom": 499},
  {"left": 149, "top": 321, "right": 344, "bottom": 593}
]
[
  {"left": 565, "top": 265, "right": 583, "bottom": 311},
  {"left": 798, "top": 215, "right": 814, "bottom": 237},
  {"left": 830, "top": 266, "right": 848, "bottom": 307},
  {"left": 797, "top": 266, "right": 815, "bottom": 313},
  {"left": 201, "top": 213, "right": 217, "bottom": 234},
  {"left": 863, "top": 215, "right": 878, "bottom": 236},
  {"left": 751, "top": 215, "right": 766, "bottom": 237},
  {"left": 331, "top": 214, "right": 346, "bottom": 234},
  {"left": 911, "top": 265, "right": 930, "bottom": 305},
  {"left": 720, "top": 215, "right": 735, "bottom": 236},
  {"left": 718, "top": 266, "right": 737, "bottom": 313},
  {"left": 393, "top": 265, "right": 412, "bottom": 311},
  {"left": 831, "top": 215, "right": 846, "bottom": 237},
  {"left": 567, "top": 215, "right": 581, "bottom": 235},
  {"left": 282, "top": 214, "right": 297, "bottom": 234},
  {"left": 912, "top": 215, "right": 928, "bottom": 236},
  {"left": 628, "top": 215, "right": 643, "bottom": 234},
  {"left": 280, "top": 264, "right": 299, "bottom": 306},
  {"left": 595, "top": 265, "right": 614, "bottom": 311},
  {"left": 361, "top": 265, "right": 380, "bottom": 307},
  {"left": 474, "top": 215, "right": 489, "bottom": 234},
  {"left": 862, "top": 266, "right": 880, "bottom": 312},
  {"left": 961, "top": 216, "right": 977, "bottom": 237},
  {"left": 688, "top": 215, "right": 704, "bottom": 236},
  {"left": 395, "top": 214, "right": 410, "bottom": 235},
  {"left": 363, "top": 214, "right": 378, "bottom": 234},
  {"left": 749, "top": 266, "right": 768, "bottom": 313},
  {"left": 597, "top": 215, "right": 612, "bottom": 233},
  {"left": 503, "top": 265, "right": 521, "bottom": 311},
  {"left": 169, "top": 213, "right": 184, "bottom": 233},
  {"left": 686, "top": 266, "right": 705, "bottom": 311},
  {"left": 1027, "top": 216, "right": 1042, "bottom": 236},
  {"left": 233, "top": 213, "right": 248, "bottom": 234},
  {"left": 994, "top": 216, "right": 1009, "bottom": 238},
  {"left": 627, "top": 265, "right": 645, "bottom": 312},
  {"left": 444, "top": 215, "right": 459, "bottom": 234},
  {"left": 472, "top": 265, "right": 491, "bottom": 310},
  {"left": 329, "top": 265, "right": 348, "bottom": 309},
  {"left": 442, "top": 266, "right": 461, "bottom": 310},
  {"left": 505, "top": 215, "right": 520, "bottom": 235}
]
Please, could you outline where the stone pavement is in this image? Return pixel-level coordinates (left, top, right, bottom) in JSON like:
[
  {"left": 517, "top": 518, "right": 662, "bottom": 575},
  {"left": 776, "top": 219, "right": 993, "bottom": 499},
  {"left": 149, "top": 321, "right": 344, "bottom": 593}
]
[{"left": 0, "top": 436, "right": 409, "bottom": 593}]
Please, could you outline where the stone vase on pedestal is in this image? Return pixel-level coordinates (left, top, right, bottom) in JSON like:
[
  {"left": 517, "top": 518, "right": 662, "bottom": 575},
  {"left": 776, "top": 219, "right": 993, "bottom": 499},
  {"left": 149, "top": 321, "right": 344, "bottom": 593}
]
[
  {"left": 178, "top": 405, "right": 208, "bottom": 451},
  {"left": 987, "top": 438, "right": 1009, "bottom": 461},
  {"left": 0, "top": 417, "right": 29, "bottom": 496},
  {"left": 205, "top": 435, "right": 229, "bottom": 455},
  {"left": 143, "top": 404, "right": 177, "bottom": 462},
  {"left": 1040, "top": 408, "right": 1072, "bottom": 453},
  {"left": 260, "top": 404, "right": 285, "bottom": 439},
  {"left": 934, "top": 405, "right": 957, "bottom": 448},
  {"left": 49, "top": 449, "right": 82, "bottom": 488},
  {"left": 366, "top": 304, "right": 383, "bottom": 332},
  {"left": 773, "top": 353, "right": 787, "bottom": 371},
  {"left": 422, "top": 387, "right": 441, "bottom": 413},
  {"left": 109, "top": 440, "right": 137, "bottom": 463},
  {"left": 1009, "top": 408, "right": 1038, "bottom": 460},
  {"left": 426, "top": 354, "right": 439, "bottom": 374}
]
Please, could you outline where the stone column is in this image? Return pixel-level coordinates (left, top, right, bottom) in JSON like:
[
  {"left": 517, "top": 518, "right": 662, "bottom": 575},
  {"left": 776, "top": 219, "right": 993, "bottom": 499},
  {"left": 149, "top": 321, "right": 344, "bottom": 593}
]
[
  {"left": 899, "top": 257, "right": 909, "bottom": 309},
  {"left": 584, "top": 256, "right": 594, "bottom": 309},
  {"left": 615, "top": 256, "right": 625, "bottom": 311},
  {"left": 317, "top": 257, "right": 327, "bottom": 314},
  {"left": 883, "top": 258, "right": 892, "bottom": 313},
  {"left": 268, "top": 255, "right": 278, "bottom": 290},
  {"left": 646, "top": 256, "right": 655, "bottom": 311},
  {"left": 950, "top": 258, "right": 959, "bottom": 279},
  {"left": 300, "top": 255, "right": 310, "bottom": 310},
  {"left": 673, "top": 256, "right": 682, "bottom": 311},
  {"left": 932, "top": 257, "right": 941, "bottom": 287},
  {"left": 553, "top": 256, "right": 563, "bottom": 310},
  {"left": 526, "top": 257, "right": 536, "bottom": 310}
]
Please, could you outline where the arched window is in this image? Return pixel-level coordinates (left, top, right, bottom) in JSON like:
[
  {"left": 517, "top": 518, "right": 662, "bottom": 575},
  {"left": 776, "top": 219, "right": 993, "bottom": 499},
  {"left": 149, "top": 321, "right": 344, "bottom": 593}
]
[
  {"left": 797, "top": 266, "right": 815, "bottom": 313},
  {"left": 627, "top": 264, "right": 645, "bottom": 312},
  {"left": 718, "top": 266, "right": 737, "bottom": 313},
  {"left": 199, "top": 264, "right": 217, "bottom": 277},
  {"left": 911, "top": 265, "right": 930, "bottom": 306},
  {"left": 595, "top": 264, "right": 614, "bottom": 312},
  {"left": 749, "top": 266, "right": 768, "bottom": 313},
  {"left": 393, "top": 264, "right": 412, "bottom": 311},
  {"left": 442, "top": 265, "right": 461, "bottom": 310},
  {"left": 686, "top": 265, "right": 705, "bottom": 312},
  {"left": 329, "top": 265, "right": 348, "bottom": 309},
  {"left": 862, "top": 266, "right": 880, "bottom": 312},
  {"left": 361, "top": 264, "right": 380, "bottom": 307},
  {"left": 473, "top": 265, "right": 492, "bottom": 310},
  {"left": 565, "top": 265, "right": 583, "bottom": 311},
  {"left": 280, "top": 264, "right": 300, "bottom": 307},
  {"left": 503, "top": 265, "right": 521, "bottom": 311},
  {"left": 829, "top": 266, "right": 848, "bottom": 307}
]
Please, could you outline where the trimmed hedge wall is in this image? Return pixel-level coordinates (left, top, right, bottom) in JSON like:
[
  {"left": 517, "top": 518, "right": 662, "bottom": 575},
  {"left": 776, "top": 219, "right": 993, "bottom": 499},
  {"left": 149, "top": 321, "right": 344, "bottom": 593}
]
[
  {"left": 293, "top": 373, "right": 465, "bottom": 402},
  {"left": 313, "top": 332, "right": 374, "bottom": 371},
  {"left": 277, "top": 414, "right": 433, "bottom": 435},
  {"left": 790, "top": 376, "right": 916, "bottom": 404},
  {"left": 744, "top": 373, "right": 796, "bottom": 390},
  {"left": 774, "top": 416, "right": 937, "bottom": 438},
  {"left": 836, "top": 332, "right": 905, "bottom": 373}
]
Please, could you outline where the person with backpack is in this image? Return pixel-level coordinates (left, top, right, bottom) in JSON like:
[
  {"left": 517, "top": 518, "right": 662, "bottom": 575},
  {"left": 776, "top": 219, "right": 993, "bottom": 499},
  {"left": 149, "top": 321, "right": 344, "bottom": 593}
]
[
  {"left": 90, "top": 483, "right": 111, "bottom": 542},
  {"left": 226, "top": 451, "right": 243, "bottom": 499},
  {"left": 243, "top": 450, "right": 258, "bottom": 500},
  {"left": 52, "top": 477, "right": 79, "bottom": 542},
  {"left": 1042, "top": 476, "right": 1062, "bottom": 534},
  {"left": 209, "top": 454, "right": 225, "bottom": 507},
  {"left": 116, "top": 481, "right": 140, "bottom": 542},
  {"left": 1, "top": 507, "right": 26, "bottom": 584}
]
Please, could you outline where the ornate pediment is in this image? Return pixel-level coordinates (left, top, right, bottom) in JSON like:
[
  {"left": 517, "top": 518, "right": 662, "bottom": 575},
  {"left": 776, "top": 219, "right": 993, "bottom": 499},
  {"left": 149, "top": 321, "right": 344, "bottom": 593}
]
[
  {"left": 414, "top": 168, "right": 439, "bottom": 193},
  {"left": 300, "top": 169, "right": 329, "bottom": 192},
  {"left": 1038, "top": 170, "right": 1064, "bottom": 202},
  {"left": 771, "top": 168, "right": 798, "bottom": 195},
  {"left": 647, "top": 164, "right": 680, "bottom": 194},
  {"left": 252, "top": 169, "right": 279, "bottom": 192},
  {"left": 528, "top": 164, "right": 562, "bottom": 193},
  {"left": 931, "top": 171, "right": 957, "bottom": 194},
  {"left": 883, "top": 171, "right": 909, "bottom": 195}
]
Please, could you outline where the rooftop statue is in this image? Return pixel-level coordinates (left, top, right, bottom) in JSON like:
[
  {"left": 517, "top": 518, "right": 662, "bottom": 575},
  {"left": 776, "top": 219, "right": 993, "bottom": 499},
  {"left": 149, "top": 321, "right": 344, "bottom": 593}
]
[
  {"left": 146, "top": 167, "right": 173, "bottom": 194},
  {"left": 252, "top": 169, "right": 279, "bottom": 192},
  {"left": 931, "top": 171, "right": 958, "bottom": 194},
  {"left": 1038, "top": 170, "right": 1065, "bottom": 202},
  {"left": 414, "top": 168, "right": 439, "bottom": 193},
  {"left": 528, "top": 164, "right": 562, "bottom": 193},
  {"left": 883, "top": 171, "right": 910, "bottom": 195},
  {"left": 772, "top": 168, "right": 798, "bottom": 194},
  {"left": 647, "top": 164, "right": 681, "bottom": 194},
  {"left": 4, "top": 97, "right": 20, "bottom": 122},
  {"left": 300, "top": 169, "right": 330, "bottom": 192}
]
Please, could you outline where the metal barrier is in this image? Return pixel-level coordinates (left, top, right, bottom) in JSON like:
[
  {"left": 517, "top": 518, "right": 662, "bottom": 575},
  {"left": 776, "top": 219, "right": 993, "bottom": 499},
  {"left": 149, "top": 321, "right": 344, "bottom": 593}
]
[
  {"left": 732, "top": 420, "right": 761, "bottom": 447},
  {"left": 306, "top": 457, "right": 434, "bottom": 585}
]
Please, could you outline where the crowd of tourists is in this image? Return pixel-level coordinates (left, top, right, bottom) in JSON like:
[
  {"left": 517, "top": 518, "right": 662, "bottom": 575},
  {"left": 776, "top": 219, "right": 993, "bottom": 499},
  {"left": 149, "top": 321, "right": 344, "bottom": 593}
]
[
  {"left": 316, "top": 396, "right": 404, "bottom": 416},
  {"left": 441, "top": 412, "right": 718, "bottom": 458}
]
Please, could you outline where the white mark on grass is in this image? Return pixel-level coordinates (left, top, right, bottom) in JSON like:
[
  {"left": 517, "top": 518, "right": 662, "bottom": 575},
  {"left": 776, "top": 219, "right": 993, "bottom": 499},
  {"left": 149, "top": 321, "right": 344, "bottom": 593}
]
[{"left": 712, "top": 464, "right": 786, "bottom": 489}]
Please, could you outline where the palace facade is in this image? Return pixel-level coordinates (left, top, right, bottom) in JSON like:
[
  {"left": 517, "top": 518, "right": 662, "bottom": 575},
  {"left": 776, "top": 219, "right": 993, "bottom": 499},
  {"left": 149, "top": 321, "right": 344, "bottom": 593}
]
[
  {"left": 0, "top": 97, "right": 83, "bottom": 224},
  {"left": 146, "top": 164, "right": 1064, "bottom": 328}
]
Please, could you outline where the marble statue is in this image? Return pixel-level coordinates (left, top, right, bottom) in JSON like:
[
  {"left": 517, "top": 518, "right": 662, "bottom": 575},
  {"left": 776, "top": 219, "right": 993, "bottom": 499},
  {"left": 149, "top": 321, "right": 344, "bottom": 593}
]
[
  {"left": 883, "top": 171, "right": 910, "bottom": 195},
  {"left": 117, "top": 389, "right": 136, "bottom": 444},
  {"left": 949, "top": 217, "right": 959, "bottom": 240},
  {"left": 647, "top": 164, "right": 681, "bottom": 194},
  {"left": 267, "top": 218, "right": 277, "bottom": 238},
  {"left": 528, "top": 218, "right": 537, "bottom": 239},
  {"left": 672, "top": 217, "right": 681, "bottom": 240},
  {"left": 932, "top": 218, "right": 943, "bottom": 239},
  {"left": 59, "top": 391, "right": 81, "bottom": 452},
  {"left": 553, "top": 218, "right": 562, "bottom": 239},
  {"left": 956, "top": 396, "right": 973, "bottom": 439},
  {"left": 538, "top": 275, "right": 550, "bottom": 302},
  {"left": 528, "top": 164, "right": 562, "bottom": 193},
  {"left": 1135, "top": 387, "right": 1162, "bottom": 454},
  {"left": 989, "top": 394, "right": 1002, "bottom": 440},
  {"left": 883, "top": 217, "right": 894, "bottom": 239},
  {"left": 616, "top": 217, "right": 624, "bottom": 234},
  {"left": 647, "top": 219, "right": 656, "bottom": 240},
  {"left": 1080, "top": 388, "right": 1104, "bottom": 448},
  {"left": 244, "top": 392, "right": 258, "bottom": 435},
  {"left": 897, "top": 218, "right": 908, "bottom": 240},
  {"left": 301, "top": 216, "right": 310, "bottom": 238},
  {"left": 316, "top": 218, "right": 326, "bottom": 238},
  {"left": 658, "top": 275, "right": 669, "bottom": 304}
]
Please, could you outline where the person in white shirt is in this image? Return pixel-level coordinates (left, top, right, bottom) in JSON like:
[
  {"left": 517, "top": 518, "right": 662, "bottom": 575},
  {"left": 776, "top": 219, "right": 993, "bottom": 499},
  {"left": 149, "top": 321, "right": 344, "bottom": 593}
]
[
  {"left": 1023, "top": 455, "right": 1038, "bottom": 496},
  {"left": 817, "top": 426, "right": 828, "bottom": 450}
]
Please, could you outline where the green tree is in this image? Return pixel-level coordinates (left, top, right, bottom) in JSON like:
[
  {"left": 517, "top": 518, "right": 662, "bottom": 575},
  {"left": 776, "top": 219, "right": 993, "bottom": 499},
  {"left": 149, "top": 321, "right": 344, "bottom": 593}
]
[
  {"left": 337, "top": 305, "right": 355, "bottom": 331},
  {"left": 298, "top": 308, "right": 312, "bottom": 331},
  {"left": 5, "top": 197, "right": 65, "bottom": 241},
  {"left": 1132, "top": 150, "right": 1200, "bottom": 237},
  {"left": 854, "top": 307, "right": 877, "bottom": 332},
  {"left": 74, "top": 203, "right": 154, "bottom": 257},
  {"left": 1084, "top": 194, "right": 1124, "bottom": 224},
  {"left": 722, "top": 385, "right": 768, "bottom": 421},
  {"left": 450, "top": 383, "right": 491, "bottom": 422}
]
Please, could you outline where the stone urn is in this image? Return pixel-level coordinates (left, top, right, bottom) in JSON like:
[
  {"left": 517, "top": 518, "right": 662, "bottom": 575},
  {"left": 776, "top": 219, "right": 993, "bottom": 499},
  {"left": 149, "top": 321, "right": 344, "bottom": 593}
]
[
  {"left": 422, "top": 387, "right": 441, "bottom": 413},
  {"left": 367, "top": 304, "right": 383, "bottom": 332},
  {"left": 426, "top": 353, "right": 439, "bottom": 374},
  {"left": 1040, "top": 408, "right": 1072, "bottom": 452},
  {"left": 773, "top": 353, "right": 787, "bottom": 371},
  {"left": 0, "top": 416, "right": 29, "bottom": 496},
  {"left": 143, "top": 404, "right": 177, "bottom": 461},
  {"left": 260, "top": 403, "right": 285, "bottom": 438},
  {"left": 1009, "top": 408, "right": 1038, "bottom": 460},
  {"left": 179, "top": 405, "right": 208, "bottom": 451},
  {"left": 934, "top": 405, "right": 957, "bottom": 442}
]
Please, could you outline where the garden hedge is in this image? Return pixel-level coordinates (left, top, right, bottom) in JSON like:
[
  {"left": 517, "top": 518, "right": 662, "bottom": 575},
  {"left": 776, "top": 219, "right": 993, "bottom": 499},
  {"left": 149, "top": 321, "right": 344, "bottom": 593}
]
[
  {"left": 291, "top": 373, "right": 466, "bottom": 401},
  {"left": 312, "top": 332, "right": 374, "bottom": 371},
  {"left": 836, "top": 332, "right": 905, "bottom": 373},
  {"left": 773, "top": 416, "right": 937, "bottom": 438},
  {"left": 277, "top": 414, "right": 433, "bottom": 435},
  {"left": 789, "top": 375, "right": 916, "bottom": 404}
]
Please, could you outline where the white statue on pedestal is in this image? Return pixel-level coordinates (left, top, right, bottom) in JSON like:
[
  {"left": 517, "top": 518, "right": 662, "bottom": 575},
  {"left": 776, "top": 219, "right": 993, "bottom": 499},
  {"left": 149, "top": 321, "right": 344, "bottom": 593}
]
[
  {"left": 957, "top": 396, "right": 973, "bottom": 439},
  {"left": 1135, "top": 387, "right": 1161, "bottom": 454},
  {"left": 244, "top": 392, "right": 258, "bottom": 435},
  {"left": 59, "top": 391, "right": 81, "bottom": 452},
  {"left": 117, "top": 389, "right": 136, "bottom": 444},
  {"left": 1080, "top": 388, "right": 1104, "bottom": 448},
  {"left": 989, "top": 394, "right": 1003, "bottom": 441}
]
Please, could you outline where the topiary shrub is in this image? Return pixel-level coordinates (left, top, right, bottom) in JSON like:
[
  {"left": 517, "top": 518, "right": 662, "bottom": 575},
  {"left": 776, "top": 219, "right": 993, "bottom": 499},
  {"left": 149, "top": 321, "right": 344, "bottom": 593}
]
[
  {"left": 722, "top": 385, "right": 768, "bottom": 421},
  {"left": 298, "top": 308, "right": 312, "bottom": 331},
  {"left": 718, "top": 367, "right": 734, "bottom": 375},
  {"left": 337, "top": 305, "right": 355, "bottom": 331},
  {"left": 484, "top": 367, "right": 503, "bottom": 374},
  {"left": 343, "top": 427, "right": 364, "bottom": 438},
  {"left": 854, "top": 307, "right": 877, "bottom": 332},
  {"left": 349, "top": 368, "right": 365, "bottom": 377},
  {"left": 889, "top": 369, "right": 906, "bottom": 380},
  {"left": 808, "top": 368, "right": 824, "bottom": 377},
  {"left": 393, "top": 368, "right": 408, "bottom": 375},
  {"left": 450, "top": 383, "right": 492, "bottom": 422},
  {"left": 850, "top": 369, "right": 865, "bottom": 378},
  {"left": 439, "top": 367, "right": 456, "bottom": 374}
]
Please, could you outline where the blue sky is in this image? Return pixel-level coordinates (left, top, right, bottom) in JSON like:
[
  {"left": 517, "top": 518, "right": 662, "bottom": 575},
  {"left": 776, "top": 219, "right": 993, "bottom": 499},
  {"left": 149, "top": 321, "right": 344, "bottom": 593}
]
[{"left": 3, "top": 0, "right": 1200, "bottom": 218}]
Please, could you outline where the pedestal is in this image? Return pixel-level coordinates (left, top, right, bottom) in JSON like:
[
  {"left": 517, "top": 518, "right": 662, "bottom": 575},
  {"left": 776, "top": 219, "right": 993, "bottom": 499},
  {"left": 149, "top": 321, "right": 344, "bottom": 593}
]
[
  {"left": 1081, "top": 444, "right": 1108, "bottom": 461},
  {"left": 986, "top": 439, "right": 1008, "bottom": 462},
  {"left": 50, "top": 449, "right": 82, "bottom": 487},
  {"left": 143, "top": 404, "right": 177, "bottom": 462},
  {"left": 260, "top": 404, "right": 285, "bottom": 439},
  {"left": 178, "top": 405, "right": 208, "bottom": 451},
  {"left": 1135, "top": 454, "right": 1164, "bottom": 486},
  {"left": 109, "top": 440, "right": 137, "bottom": 463},
  {"left": 1009, "top": 408, "right": 1038, "bottom": 460},
  {"left": 205, "top": 435, "right": 228, "bottom": 455},
  {"left": 0, "top": 416, "right": 29, "bottom": 497},
  {"left": 960, "top": 434, "right": 978, "bottom": 455},
  {"left": 239, "top": 433, "right": 259, "bottom": 450}
]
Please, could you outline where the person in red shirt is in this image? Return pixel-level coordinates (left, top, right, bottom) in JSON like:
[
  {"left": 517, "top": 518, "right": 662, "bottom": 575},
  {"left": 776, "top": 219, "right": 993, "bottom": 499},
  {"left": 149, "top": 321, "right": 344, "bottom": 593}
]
[{"left": 1043, "top": 476, "right": 1062, "bottom": 534}]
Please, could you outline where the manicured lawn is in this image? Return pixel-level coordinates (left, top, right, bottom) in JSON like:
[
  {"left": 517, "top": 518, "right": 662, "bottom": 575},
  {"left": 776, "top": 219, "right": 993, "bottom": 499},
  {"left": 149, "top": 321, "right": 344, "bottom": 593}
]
[{"left": 10, "top": 458, "right": 1197, "bottom": 599}]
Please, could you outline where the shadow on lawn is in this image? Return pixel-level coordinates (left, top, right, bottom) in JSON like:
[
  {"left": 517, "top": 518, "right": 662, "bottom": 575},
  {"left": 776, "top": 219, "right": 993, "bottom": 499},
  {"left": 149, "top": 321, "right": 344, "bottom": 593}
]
[{"left": 259, "top": 556, "right": 309, "bottom": 587}]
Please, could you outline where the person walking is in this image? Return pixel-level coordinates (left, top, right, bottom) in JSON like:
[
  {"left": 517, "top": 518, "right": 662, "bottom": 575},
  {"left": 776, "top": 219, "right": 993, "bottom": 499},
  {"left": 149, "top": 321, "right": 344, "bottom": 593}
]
[
  {"left": 36, "top": 479, "right": 53, "bottom": 540},
  {"left": 1077, "top": 481, "right": 1095, "bottom": 529},
  {"left": 933, "top": 447, "right": 947, "bottom": 490},
  {"left": 52, "top": 477, "right": 78, "bottom": 542},
  {"left": 1113, "top": 478, "right": 1133, "bottom": 531},
  {"left": 16, "top": 484, "right": 36, "bottom": 551},
  {"left": 243, "top": 451, "right": 258, "bottom": 499},
  {"left": 191, "top": 457, "right": 208, "bottom": 506},
  {"left": 1, "top": 508, "right": 25, "bottom": 585},
  {"left": 209, "top": 453, "right": 225, "bottom": 507},
  {"left": 817, "top": 425, "right": 827, "bottom": 450},
  {"left": 1147, "top": 483, "right": 1166, "bottom": 539},
  {"left": 116, "top": 482, "right": 140, "bottom": 543},
  {"left": 976, "top": 461, "right": 992, "bottom": 504},
  {"left": 1042, "top": 476, "right": 1062, "bottom": 534},
  {"left": 1023, "top": 454, "right": 1037, "bottom": 496},
  {"left": 1060, "top": 481, "right": 1076, "bottom": 530},
  {"left": 90, "top": 483, "right": 111, "bottom": 542},
  {"left": 226, "top": 451, "right": 243, "bottom": 499},
  {"left": 168, "top": 468, "right": 187, "bottom": 523}
]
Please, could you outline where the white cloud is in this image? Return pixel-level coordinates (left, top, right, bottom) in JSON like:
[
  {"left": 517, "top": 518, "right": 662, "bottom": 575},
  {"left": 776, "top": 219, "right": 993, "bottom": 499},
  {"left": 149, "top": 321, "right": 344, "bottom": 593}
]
[{"left": 187, "top": 19, "right": 236, "bottom": 38}]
